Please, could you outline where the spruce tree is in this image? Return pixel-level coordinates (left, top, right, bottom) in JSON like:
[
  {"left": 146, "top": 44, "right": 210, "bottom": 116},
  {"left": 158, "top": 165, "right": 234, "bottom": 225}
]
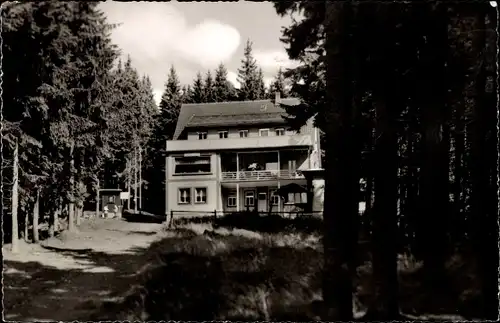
[
  {"left": 158, "top": 65, "right": 182, "bottom": 139},
  {"left": 268, "top": 67, "right": 289, "bottom": 98},
  {"left": 257, "top": 68, "right": 267, "bottom": 99},
  {"left": 191, "top": 72, "right": 205, "bottom": 103},
  {"left": 237, "top": 39, "right": 260, "bottom": 101},
  {"left": 214, "top": 63, "right": 238, "bottom": 102},
  {"left": 204, "top": 70, "right": 216, "bottom": 103}
]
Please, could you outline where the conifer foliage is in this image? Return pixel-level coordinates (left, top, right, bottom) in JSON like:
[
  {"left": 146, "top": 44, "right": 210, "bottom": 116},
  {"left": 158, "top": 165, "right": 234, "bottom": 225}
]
[
  {"left": 237, "top": 39, "right": 266, "bottom": 101},
  {"left": 274, "top": 1, "right": 498, "bottom": 320},
  {"left": 2, "top": 2, "right": 157, "bottom": 243}
]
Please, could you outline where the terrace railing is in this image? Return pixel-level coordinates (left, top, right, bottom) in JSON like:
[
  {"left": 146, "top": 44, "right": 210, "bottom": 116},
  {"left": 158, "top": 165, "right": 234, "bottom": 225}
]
[{"left": 221, "top": 169, "right": 305, "bottom": 182}]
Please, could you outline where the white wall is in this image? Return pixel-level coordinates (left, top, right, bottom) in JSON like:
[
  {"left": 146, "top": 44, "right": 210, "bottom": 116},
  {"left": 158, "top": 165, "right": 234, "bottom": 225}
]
[{"left": 187, "top": 126, "right": 299, "bottom": 141}]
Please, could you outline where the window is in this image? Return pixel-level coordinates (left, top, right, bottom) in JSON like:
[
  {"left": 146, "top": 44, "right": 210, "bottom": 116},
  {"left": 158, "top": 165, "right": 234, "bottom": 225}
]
[
  {"left": 174, "top": 156, "right": 211, "bottom": 174},
  {"left": 239, "top": 130, "right": 249, "bottom": 138},
  {"left": 258, "top": 192, "right": 267, "bottom": 201},
  {"left": 219, "top": 130, "right": 228, "bottom": 139},
  {"left": 270, "top": 190, "right": 280, "bottom": 206},
  {"left": 227, "top": 196, "right": 237, "bottom": 207},
  {"left": 275, "top": 128, "right": 285, "bottom": 136},
  {"left": 259, "top": 129, "right": 269, "bottom": 137},
  {"left": 194, "top": 187, "right": 207, "bottom": 204},
  {"left": 198, "top": 132, "right": 207, "bottom": 140},
  {"left": 178, "top": 188, "right": 191, "bottom": 204},
  {"left": 244, "top": 191, "right": 255, "bottom": 207}
]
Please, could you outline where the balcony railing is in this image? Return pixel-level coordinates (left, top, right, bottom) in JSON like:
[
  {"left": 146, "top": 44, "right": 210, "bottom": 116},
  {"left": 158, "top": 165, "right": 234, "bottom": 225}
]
[
  {"left": 166, "top": 134, "right": 313, "bottom": 152},
  {"left": 221, "top": 169, "right": 305, "bottom": 182}
]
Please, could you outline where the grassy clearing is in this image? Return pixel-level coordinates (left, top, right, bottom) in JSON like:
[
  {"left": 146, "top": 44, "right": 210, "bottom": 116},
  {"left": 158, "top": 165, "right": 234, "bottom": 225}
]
[{"left": 87, "top": 222, "right": 478, "bottom": 321}]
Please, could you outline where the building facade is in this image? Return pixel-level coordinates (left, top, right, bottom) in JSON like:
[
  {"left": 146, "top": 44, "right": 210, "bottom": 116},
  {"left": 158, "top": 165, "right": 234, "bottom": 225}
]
[{"left": 165, "top": 96, "right": 324, "bottom": 217}]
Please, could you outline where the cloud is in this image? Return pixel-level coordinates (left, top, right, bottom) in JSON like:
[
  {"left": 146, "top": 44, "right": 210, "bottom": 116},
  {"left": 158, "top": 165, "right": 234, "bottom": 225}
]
[
  {"left": 153, "top": 89, "right": 163, "bottom": 107},
  {"left": 226, "top": 72, "right": 272, "bottom": 90},
  {"left": 99, "top": 2, "right": 241, "bottom": 99},
  {"left": 176, "top": 20, "right": 241, "bottom": 68},
  {"left": 254, "top": 49, "right": 299, "bottom": 74},
  {"left": 227, "top": 71, "right": 240, "bottom": 89},
  {"left": 264, "top": 77, "right": 273, "bottom": 89}
]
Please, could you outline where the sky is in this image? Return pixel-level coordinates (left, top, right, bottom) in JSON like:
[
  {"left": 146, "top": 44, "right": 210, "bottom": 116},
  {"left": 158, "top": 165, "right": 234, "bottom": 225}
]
[{"left": 99, "top": 1, "right": 299, "bottom": 106}]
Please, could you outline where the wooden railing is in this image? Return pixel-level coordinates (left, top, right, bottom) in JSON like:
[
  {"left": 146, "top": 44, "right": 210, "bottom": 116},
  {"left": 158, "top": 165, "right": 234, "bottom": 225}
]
[{"left": 221, "top": 169, "right": 305, "bottom": 181}]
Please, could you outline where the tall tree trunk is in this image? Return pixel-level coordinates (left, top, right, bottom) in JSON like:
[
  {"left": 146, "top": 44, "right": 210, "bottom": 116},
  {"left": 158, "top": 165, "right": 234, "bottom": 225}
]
[
  {"left": 322, "top": 2, "right": 356, "bottom": 320},
  {"left": 96, "top": 177, "right": 100, "bottom": 218},
  {"left": 68, "top": 141, "right": 76, "bottom": 232},
  {"left": 139, "top": 146, "right": 142, "bottom": 210},
  {"left": 360, "top": 3, "right": 403, "bottom": 318},
  {"left": 134, "top": 141, "right": 138, "bottom": 213},
  {"left": 24, "top": 209, "right": 29, "bottom": 242},
  {"left": 11, "top": 139, "right": 19, "bottom": 253},
  {"left": 33, "top": 188, "right": 40, "bottom": 243},
  {"left": 482, "top": 7, "right": 498, "bottom": 318},
  {"left": 127, "top": 159, "right": 131, "bottom": 210},
  {"left": 363, "top": 129, "right": 374, "bottom": 241},
  {"left": 76, "top": 182, "right": 82, "bottom": 227},
  {"left": 469, "top": 7, "right": 498, "bottom": 319},
  {"left": 75, "top": 205, "right": 81, "bottom": 226},
  {"left": 417, "top": 3, "right": 450, "bottom": 296},
  {"left": 50, "top": 198, "right": 61, "bottom": 237},
  {"left": 366, "top": 98, "right": 400, "bottom": 319},
  {"left": 49, "top": 207, "right": 56, "bottom": 238},
  {"left": 452, "top": 98, "right": 464, "bottom": 243}
]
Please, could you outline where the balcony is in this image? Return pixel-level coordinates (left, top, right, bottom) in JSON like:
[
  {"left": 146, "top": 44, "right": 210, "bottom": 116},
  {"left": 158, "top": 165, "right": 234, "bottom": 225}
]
[
  {"left": 166, "top": 134, "right": 313, "bottom": 153},
  {"left": 221, "top": 170, "right": 305, "bottom": 182}
]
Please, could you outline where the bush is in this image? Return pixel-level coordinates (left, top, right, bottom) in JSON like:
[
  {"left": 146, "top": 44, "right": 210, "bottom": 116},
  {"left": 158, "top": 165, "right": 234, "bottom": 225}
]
[
  {"left": 90, "top": 225, "right": 482, "bottom": 321},
  {"left": 213, "top": 211, "right": 322, "bottom": 234}
]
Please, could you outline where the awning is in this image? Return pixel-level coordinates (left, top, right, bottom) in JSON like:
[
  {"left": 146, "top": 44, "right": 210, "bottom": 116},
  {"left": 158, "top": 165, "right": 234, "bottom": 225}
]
[{"left": 175, "top": 158, "right": 210, "bottom": 165}]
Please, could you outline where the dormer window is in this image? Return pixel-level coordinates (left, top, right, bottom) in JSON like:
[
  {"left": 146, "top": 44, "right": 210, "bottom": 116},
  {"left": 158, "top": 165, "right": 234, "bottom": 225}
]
[
  {"left": 259, "top": 129, "right": 269, "bottom": 137},
  {"left": 219, "top": 130, "right": 229, "bottom": 139},
  {"left": 275, "top": 128, "right": 285, "bottom": 136},
  {"left": 239, "top": 130, "right": 249, "bottom": 138},
  {"left": 198, "top": 132, "right": 207, "bottom": 140}
]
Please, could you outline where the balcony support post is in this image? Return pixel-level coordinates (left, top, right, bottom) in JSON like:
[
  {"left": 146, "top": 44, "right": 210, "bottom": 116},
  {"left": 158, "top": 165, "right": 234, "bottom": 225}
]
[
  {"left": 236, "top": 183, "right": 240, "bottom": 212},
  {"left": 236, "top": 152, "right": 240, "bottom": 179},
  {"left": 236, "top": 153, "right": 240, "bottom": 212},
  {"left": 277, "top": 150, "right": 281, "bottom": 213}
]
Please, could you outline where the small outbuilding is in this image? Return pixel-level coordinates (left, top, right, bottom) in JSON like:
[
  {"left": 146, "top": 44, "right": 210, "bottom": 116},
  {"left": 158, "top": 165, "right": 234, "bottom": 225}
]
[{"left": 98, "top": 188, "right": 123, "bottom": 218}]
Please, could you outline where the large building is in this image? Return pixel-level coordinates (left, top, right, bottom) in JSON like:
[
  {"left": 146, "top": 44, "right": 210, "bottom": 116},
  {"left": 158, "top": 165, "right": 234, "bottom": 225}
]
[{"left": 165, "top": 94, "right": 324, "bottom": 217}]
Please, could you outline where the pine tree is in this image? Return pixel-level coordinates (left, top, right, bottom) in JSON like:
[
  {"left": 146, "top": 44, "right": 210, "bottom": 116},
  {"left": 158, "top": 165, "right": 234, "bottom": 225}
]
[
  {"left": 192, "top": 72, "right": 205, "bottom": 103},
  {"left": 2, "top": 1, "right": 119, "bottom": 234},
  {"left": 158, "top": 65, "right": 182, "bottom": 139},
  {"left": 214, "top": 63, "right": 238, "bottom": 102},
  {"left": 204, "top": 71, "right": 216, "bottom": 103},
  {"left": 268, "top": 67, "right": 289, "bottom": 98},
  {"left": 257, "top": 68, "right": 267, "bottom": 99},
  {"left": 237, "top": 39, "right": 260, "bottom": 101}
]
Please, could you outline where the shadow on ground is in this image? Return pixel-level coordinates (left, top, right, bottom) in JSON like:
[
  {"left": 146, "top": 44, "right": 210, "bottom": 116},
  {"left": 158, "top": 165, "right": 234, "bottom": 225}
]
[
  {"left": 4, "top": 224, "right": 485, "bottom": 322},
  {"left": 88, "top": 230, "right": 480, "bottom": 321},
  {"left": 121, "top": 210, "right": 164, "bottom": 224},
  {"left": 3, "top": 241, "right": 155, "bottom": 321}
]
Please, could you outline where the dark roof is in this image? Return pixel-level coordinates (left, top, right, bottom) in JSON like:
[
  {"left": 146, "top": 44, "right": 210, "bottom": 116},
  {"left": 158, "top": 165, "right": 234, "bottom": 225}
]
[{"left": 173, "top": 98, "right": 300, "bottom": 140}]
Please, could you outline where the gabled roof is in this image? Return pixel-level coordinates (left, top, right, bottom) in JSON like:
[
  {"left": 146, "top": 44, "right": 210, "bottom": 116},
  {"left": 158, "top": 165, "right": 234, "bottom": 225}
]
[{"left": 172, "top": 98, "right": 300, "bottom": 140}]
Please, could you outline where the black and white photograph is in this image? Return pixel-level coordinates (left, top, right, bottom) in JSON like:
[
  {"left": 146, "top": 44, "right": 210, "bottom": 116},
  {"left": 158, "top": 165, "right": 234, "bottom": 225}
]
[{"left": 1, "top": 0, "right": 498, "bottom": 321}]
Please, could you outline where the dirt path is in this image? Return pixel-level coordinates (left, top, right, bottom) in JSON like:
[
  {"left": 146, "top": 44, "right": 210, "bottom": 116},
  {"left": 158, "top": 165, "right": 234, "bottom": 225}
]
[{"left": 3, "top": 217, "right": 166, "bottom": 322}]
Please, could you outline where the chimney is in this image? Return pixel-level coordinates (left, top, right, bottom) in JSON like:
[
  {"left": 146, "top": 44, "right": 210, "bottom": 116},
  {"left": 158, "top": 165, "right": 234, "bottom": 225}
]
[{"left": 274, "top": 92, "right": 281, "bottom": 105}]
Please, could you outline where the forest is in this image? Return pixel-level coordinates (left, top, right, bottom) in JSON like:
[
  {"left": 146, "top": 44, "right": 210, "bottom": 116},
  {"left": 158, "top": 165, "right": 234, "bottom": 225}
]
[
  {"left": 2, "top": 1, "right": 498, "bottom": 321},
  {"left": 2, "top": 2, "right": 287, "bottom": 245},
  {"left": 272, "top": 1, "right": 498, "bottom": 320}
]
